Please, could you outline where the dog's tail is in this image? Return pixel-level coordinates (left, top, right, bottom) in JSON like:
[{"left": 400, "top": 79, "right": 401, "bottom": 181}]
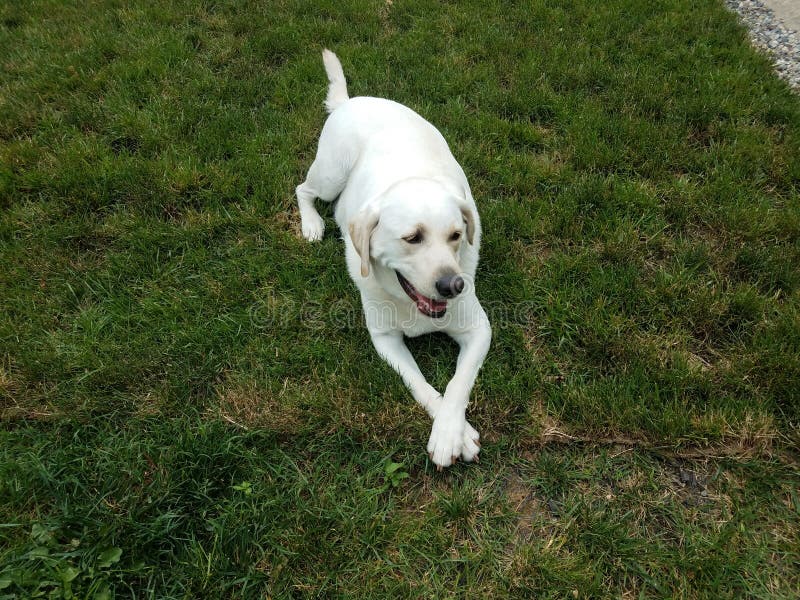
[{"left": 322, "top": 49, "right": 349, "bottom": 113}]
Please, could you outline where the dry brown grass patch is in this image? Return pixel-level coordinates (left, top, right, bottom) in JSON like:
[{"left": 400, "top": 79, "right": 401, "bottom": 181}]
[
  {"left": 0, "top": 365, "right": 61, "bottom": 421},
  {"left": 532, "top": 411, "right": 777, "bottom": 460},
  {"left": 209, "top": 379, "right": 309, "bottom": 433},
  {"left": 273, "top": 208, "right": 304, "bottom": 240}
]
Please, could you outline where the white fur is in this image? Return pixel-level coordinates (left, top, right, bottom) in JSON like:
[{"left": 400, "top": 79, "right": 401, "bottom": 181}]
[
  {"left": 296, "top": 50, "right": 491, "bottom": 469},
  {"left": 322, "top": 48, "right": 348, "bottom": 113}
]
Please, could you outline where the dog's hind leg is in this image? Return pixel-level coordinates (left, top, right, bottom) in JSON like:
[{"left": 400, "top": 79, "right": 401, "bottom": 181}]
[
  {"left": 296, "top": 48, "right": 353, "bottom": 241},
  {"left": 296, "top": 152, "right": 348, "bottom": 241},
  {"left": 296, "top": 183, "right": 325, "bottom": 242}
]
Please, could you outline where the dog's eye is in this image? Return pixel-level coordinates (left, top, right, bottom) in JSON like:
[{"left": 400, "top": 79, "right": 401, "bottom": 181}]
[
  {"left": 450, "top": 231, "right": 462, "bottom": 242},
  {"left": 403, "top": 232, "right": 423, "bottom": 244}
]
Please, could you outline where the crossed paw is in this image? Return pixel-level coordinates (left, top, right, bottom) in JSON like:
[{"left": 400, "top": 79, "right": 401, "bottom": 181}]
[{"left": 426, "top": 413, "right": 480, "bottom": 470}]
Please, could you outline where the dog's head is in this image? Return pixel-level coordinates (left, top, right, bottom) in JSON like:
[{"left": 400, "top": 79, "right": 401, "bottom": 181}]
[{"left": 348, "top": 177, "right": 476, "bottom": 318}]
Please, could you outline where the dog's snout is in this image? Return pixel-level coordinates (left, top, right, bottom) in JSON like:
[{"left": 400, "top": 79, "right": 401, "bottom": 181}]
[{"left": 436, "top": 274, "right": 464, "bottom": 298}]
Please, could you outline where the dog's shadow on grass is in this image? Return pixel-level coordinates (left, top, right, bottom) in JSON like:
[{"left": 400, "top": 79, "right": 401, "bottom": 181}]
[{"left": 405, "top": 332, "right": 460, "bottom": 393}]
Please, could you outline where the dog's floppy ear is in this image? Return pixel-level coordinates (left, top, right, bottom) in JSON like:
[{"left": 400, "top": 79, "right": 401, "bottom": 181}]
[
  {"left": 433, "top": 176, "right": 477, "bottom": 245},
  {"left": 459, "top": 204, "right": 476, "bottom": 245},
  {"left": 348, "top": 203, "right": 380, "bottom": 277}
]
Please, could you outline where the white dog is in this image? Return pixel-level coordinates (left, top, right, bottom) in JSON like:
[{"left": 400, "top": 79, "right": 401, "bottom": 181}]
[{"left": 296, "top": 50, "right": 491, "bottom": 469}]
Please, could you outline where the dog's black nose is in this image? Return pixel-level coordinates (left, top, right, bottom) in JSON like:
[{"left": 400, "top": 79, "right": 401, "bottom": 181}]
[{"left": 435, "top": 274, "right": 464, "bottom": 298}]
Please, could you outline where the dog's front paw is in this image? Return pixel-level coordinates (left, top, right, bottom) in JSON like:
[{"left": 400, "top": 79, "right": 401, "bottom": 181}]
[
  {"left": 301, "top": 212, "right": 325, "bottom": 241},
  {"left": 427, "top": 414, "right": 466, "bottom": 470},
  {"left": 460, "top": 420, "right": 480, "bottom": 463}
]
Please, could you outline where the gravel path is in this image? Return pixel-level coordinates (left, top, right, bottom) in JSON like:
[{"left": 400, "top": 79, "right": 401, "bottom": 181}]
[{"left": 726, "top": 0, "right": 800, "bottom": 90}]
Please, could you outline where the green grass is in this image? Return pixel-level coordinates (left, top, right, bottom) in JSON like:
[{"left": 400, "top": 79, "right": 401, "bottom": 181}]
[{"left": 1, "top": 0, "right": 799, "bottom": 597}]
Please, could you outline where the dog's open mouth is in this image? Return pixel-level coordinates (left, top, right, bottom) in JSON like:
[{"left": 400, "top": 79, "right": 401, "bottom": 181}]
[{"left": 396, "top": 271, "right": 447, "bottom": 318}]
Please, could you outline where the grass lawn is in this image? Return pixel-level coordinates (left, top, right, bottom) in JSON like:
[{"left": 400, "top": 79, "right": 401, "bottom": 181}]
[{"left": 2, "top": 0, "right": 799, "bottom": 597}]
